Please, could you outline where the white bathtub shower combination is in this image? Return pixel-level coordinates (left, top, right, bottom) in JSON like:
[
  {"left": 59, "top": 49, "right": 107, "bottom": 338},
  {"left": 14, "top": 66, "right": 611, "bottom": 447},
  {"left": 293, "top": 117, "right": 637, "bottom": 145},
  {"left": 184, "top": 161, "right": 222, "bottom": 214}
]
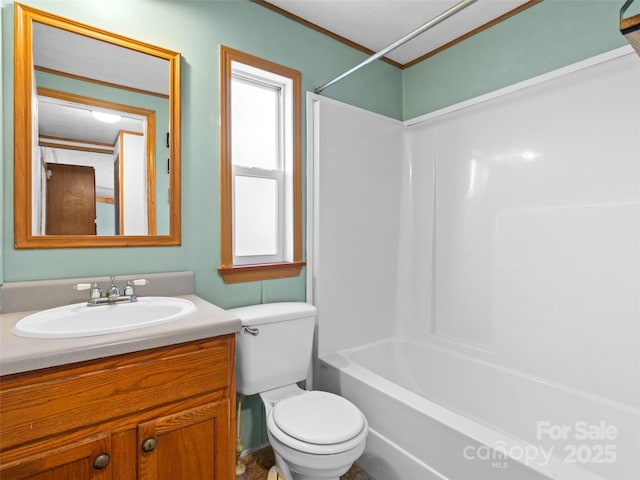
[
  {"left": 308, "top": 48, "right": 640, "bottom": 480},
  {"left": 318, "top": 339, "right": 638, "bottom": 480}
]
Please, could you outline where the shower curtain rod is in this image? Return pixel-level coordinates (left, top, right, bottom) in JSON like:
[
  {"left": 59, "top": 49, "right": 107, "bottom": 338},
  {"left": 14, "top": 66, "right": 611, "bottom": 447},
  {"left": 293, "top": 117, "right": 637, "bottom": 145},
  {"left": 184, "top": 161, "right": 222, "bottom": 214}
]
[{"left": 314, "top": 0, "right": 478, "bottom": 94}]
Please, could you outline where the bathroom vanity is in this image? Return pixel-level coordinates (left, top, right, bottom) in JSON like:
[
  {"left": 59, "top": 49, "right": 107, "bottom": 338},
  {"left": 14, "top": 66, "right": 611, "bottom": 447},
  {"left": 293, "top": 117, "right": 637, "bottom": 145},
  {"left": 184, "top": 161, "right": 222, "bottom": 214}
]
[{"left": 0, "top": 273, "right": 241, "bottom": 480}]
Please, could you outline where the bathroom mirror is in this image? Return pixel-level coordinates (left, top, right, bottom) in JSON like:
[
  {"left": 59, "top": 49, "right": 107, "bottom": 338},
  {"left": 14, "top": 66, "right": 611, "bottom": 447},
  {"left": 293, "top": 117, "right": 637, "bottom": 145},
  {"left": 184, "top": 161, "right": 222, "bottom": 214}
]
[{"left": 14, "top": 3, "right": 181, "bottom": 248}]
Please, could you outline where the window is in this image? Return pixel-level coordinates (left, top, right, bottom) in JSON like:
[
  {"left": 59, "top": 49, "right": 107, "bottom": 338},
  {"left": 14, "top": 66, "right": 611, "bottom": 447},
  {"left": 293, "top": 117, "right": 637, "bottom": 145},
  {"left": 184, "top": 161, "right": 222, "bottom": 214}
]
[{"left": 219, "top": 46, "right": 304, "bottom": 283}]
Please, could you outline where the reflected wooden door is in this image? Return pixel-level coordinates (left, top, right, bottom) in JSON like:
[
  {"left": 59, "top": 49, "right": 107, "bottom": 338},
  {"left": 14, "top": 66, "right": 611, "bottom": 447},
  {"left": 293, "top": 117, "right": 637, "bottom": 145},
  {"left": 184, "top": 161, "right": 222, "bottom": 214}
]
[{"left": 46, "top": 163, "right": 96, "bottom": 235}]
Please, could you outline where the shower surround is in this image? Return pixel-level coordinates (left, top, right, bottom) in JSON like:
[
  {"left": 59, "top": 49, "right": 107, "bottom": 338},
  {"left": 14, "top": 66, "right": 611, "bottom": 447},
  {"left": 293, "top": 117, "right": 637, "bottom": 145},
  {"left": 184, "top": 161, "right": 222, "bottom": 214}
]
[{"left": 307, "top": 48, "right": 640, "bottom": 480}]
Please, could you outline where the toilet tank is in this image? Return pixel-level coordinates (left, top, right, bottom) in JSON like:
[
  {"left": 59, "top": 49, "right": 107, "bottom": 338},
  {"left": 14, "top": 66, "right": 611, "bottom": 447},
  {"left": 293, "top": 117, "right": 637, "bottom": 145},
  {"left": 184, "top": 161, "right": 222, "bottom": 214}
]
[{"left": 229, "top": 302, "right": 318, "bottom": 396}]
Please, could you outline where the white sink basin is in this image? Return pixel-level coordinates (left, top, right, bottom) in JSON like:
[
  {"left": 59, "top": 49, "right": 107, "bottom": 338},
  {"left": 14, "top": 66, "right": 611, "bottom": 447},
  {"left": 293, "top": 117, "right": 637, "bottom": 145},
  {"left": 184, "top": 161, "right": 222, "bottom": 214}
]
[{"left": 12, "top": 297, "right": 196, "bottom": 339}]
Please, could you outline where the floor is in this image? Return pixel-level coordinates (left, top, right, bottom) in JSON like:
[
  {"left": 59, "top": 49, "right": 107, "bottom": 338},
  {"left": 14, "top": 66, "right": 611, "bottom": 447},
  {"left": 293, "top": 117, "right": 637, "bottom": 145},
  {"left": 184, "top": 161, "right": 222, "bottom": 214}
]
[{"left": 236, "top": 446, "right": 374, "bottom": 480}]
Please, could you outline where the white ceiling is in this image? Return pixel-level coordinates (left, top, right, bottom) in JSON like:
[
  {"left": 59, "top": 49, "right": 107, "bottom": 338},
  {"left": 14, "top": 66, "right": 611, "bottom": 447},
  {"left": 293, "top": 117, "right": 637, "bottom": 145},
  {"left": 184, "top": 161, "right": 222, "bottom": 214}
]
[
  {"left": 33, "top": 21, "right": 169, "bottom": 95},
  {"left": 38, "top": 97, "right": 144, "bottom": 146},
  {"left": 33, "top": 22, "right": 161, "bottom": 149},
  {"left": 263, "top": 0, "right": 534, "bottom": 66}
]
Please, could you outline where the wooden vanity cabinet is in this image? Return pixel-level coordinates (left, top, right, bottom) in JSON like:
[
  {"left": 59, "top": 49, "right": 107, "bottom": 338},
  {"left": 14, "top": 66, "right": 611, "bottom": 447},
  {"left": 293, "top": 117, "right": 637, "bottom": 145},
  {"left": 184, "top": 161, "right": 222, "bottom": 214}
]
[{"left": 0, "top": 335, "right": 236, "bottom": 480}]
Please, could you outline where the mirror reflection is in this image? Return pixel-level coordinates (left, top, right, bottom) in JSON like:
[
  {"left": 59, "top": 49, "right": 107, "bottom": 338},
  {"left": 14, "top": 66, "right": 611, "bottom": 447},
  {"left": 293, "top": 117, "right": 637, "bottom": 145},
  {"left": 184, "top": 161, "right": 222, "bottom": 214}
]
[
  {"left": 37, "top": 87, "right": 161, "bottom": 236},
  {"left": 14, "top": 3, "right": 181, "bottom": 248}
]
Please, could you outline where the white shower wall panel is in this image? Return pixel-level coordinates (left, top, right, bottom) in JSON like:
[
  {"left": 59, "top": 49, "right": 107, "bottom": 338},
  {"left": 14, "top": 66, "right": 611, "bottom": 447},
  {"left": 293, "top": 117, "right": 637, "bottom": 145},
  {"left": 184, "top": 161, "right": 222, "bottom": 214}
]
[
  {"left": 399, "top": 125, "right": 437, "bottom": 338},
  {"left": 495, "top": 205, "right": 640, "bottom": 405},
  {"left": 310, "top": 98, "right": 404, "bottom": 355},
  {"left": 407, "top": 52, "right": 640, "bottom": 402}
]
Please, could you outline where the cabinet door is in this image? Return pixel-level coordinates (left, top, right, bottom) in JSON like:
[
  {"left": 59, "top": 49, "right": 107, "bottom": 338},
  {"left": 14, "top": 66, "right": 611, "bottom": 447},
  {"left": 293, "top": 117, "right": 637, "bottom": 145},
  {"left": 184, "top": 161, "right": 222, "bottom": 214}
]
[
  {"left": 0, "top": 432, "right": 112, "bottom": 480},
  {"left": 137, "top": 400, "right": 233, "bottom": 480}
]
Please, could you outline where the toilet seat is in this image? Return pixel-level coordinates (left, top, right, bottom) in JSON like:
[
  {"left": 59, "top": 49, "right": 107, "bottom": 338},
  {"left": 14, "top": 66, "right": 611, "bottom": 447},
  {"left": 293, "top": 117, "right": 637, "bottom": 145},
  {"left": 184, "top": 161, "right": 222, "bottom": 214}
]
[
  {"left": 267, "top": 391, "right": 367, "bottom": 455},
  {"left": 274, "top": 391, "right": 365, "bottom": 444}
]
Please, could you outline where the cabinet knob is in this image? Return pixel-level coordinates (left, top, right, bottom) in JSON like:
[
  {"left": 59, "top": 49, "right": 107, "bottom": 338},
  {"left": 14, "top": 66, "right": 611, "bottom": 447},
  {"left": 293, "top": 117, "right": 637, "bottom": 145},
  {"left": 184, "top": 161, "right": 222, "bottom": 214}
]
[
  {"left": 141, "top": 437, "right": 158, "bottom": 452},
  {"left": 92, "top": 453, "right": 111, "bottom": 470}
]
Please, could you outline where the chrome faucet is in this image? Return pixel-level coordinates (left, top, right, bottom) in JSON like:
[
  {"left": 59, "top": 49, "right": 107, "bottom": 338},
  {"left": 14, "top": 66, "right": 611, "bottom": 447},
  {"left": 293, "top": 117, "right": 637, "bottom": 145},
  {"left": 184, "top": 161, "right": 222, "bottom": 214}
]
[
  {"left": 74, "top": 276, "right": 148, "bottom": 306},
  {"left": 107, "top": 275, "right": 121, "bottom": 300}
]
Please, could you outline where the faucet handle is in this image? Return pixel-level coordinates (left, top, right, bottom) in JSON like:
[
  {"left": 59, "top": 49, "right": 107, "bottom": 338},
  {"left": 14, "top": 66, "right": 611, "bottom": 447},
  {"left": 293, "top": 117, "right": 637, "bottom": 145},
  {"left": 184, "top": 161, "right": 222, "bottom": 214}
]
[
  {"left": 89, "top": 283, "right": 102, "bottom": 299},
  {"left": 74, "top": 282, "right": 102, "bottom": 299},
  {"left": 124, "top": 279, "right": 148, "bottom": 296}
]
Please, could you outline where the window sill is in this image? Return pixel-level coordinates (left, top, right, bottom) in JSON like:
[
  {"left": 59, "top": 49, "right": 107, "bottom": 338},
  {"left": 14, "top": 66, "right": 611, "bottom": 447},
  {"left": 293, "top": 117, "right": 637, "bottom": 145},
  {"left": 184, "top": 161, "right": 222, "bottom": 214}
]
[{"left": 218, "top": 261, "right": 305, "bottom": 284}]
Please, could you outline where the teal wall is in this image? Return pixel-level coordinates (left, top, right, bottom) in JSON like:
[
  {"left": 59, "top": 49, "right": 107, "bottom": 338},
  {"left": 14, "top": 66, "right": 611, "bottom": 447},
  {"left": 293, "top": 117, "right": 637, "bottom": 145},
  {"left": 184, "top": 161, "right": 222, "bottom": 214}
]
[
  {"left": 1, "top": 0, "right": 402, "bottom": 308},
  {"left": 403, "top": 0, "right": 632, "bottom": 119}
]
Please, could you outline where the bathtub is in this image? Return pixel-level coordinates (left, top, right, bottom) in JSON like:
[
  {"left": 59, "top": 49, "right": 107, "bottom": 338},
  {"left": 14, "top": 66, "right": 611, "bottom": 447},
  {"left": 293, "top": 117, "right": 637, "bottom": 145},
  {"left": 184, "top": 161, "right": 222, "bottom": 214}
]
[{"left": 317, "top": 338, "right": 639, "bottom": 480}]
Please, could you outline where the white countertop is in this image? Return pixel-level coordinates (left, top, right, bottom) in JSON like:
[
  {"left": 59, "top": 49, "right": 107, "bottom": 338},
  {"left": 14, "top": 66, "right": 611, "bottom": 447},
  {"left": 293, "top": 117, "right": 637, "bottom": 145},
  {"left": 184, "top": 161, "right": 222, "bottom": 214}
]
[{"left": 0, "top": 294, "right": 241, "bottom": 376}]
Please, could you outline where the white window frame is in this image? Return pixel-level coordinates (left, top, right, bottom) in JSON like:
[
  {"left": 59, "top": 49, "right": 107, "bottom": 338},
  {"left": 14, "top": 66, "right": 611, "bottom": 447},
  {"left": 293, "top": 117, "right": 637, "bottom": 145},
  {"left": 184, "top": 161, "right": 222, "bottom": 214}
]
[
  {"left": 232, "top": 168, "right": 285, "bottom": 264},
  {"left": 230, "top": 62, "right": 294, "bottom": 266}
]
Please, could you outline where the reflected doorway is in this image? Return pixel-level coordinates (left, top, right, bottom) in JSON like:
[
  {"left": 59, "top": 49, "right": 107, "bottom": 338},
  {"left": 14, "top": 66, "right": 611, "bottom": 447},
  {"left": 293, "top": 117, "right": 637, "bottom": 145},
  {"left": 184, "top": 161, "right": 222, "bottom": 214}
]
[{"left": 45, "top": 163, "right": 96, "bottom": 235}]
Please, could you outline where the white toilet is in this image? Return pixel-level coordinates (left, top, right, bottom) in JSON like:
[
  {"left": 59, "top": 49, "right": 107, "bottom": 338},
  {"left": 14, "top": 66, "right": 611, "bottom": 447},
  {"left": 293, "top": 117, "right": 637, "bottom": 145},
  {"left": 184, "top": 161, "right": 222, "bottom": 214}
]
[{"left": 230, "top": 302, "right": 368, "bottom": 480}]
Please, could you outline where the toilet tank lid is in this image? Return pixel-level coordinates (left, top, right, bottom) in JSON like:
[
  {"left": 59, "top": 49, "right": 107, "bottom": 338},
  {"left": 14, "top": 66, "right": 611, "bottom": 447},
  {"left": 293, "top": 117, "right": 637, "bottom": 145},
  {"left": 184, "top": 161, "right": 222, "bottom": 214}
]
[{"left": 227, "top": 302, "right": 317, "bottom": 327}]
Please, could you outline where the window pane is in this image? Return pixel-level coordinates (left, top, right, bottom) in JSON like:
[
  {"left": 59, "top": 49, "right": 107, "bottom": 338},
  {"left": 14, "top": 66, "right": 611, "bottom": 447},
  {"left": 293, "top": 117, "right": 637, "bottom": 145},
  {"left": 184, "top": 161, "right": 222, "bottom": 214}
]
[
  {"left": 231, "top": 78, "right": 279, "bottom": 170},
  {"left": 234, "top": 175, "right": 278, "bottom": 257}
]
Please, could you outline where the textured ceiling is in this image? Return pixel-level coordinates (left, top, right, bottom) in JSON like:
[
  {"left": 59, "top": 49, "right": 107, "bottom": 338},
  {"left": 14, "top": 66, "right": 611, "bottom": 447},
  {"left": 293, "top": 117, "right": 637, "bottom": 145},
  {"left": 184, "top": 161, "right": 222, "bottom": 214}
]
[
  {"left": 261, "top": 0, "right": 537, "bottom": 67},
  {"left": 33, "top": 22, "right": 161, "bottom": 149},
  {"left": 33, "top": 21, "right": 168, "bottom": 95}
]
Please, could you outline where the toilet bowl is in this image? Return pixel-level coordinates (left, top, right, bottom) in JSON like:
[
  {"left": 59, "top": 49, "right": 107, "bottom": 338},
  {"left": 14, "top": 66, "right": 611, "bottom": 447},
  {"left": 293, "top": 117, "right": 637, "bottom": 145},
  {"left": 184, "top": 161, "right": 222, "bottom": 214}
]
[
  {"left": 230, "top": 302, "right": 368, "bottom": 480},
  {"left": 261, "top": 385, "right": 368, "bottom": 480}
]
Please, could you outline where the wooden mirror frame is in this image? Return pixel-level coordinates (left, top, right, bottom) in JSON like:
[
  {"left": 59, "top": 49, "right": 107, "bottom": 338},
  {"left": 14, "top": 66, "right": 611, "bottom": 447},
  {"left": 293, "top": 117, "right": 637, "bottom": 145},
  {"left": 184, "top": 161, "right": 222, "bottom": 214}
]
[{"left": 13, "top": 3, "right": 181, "bottom": 248}]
